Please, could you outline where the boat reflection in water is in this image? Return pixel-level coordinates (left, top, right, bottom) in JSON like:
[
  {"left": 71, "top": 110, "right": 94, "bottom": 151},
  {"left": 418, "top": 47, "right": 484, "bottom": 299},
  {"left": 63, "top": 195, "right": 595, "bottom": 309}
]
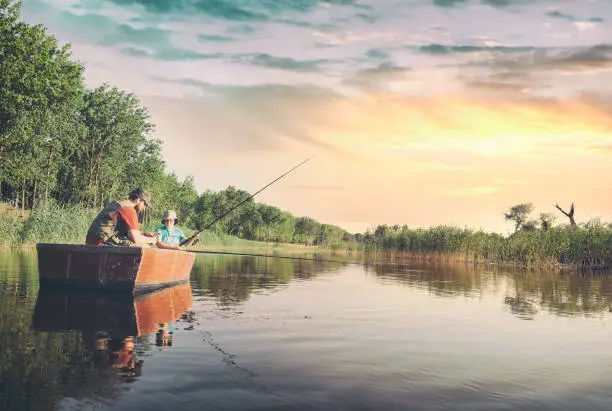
[{"left": 32, "top": 282, "right": 195, "bottom": 380}]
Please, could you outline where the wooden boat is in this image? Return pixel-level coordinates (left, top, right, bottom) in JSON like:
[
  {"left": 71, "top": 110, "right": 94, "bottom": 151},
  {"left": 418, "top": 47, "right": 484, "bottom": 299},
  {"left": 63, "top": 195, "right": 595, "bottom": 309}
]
[
  {"left": 32, "top": 282, "right": 195, "bottom": 338},
  {"left": 36, "top": 243, "right": 196, "bottom": 293}
]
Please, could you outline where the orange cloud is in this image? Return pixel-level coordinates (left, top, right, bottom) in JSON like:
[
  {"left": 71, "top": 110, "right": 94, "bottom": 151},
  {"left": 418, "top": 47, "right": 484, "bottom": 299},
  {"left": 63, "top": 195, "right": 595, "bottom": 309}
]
[
  {"left": 313, "top": 93, "right": 612, "bottom": 158},
  {"left": 143, "top": 89, "right": 612, "bottom": 233},
  {"left": 585, "top": 144, "right": 612, "bottom": 154}
]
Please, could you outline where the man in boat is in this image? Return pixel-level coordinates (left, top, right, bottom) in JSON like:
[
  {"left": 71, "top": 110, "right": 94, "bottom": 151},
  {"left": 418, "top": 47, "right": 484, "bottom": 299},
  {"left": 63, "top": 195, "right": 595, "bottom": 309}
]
[
  {"left": 85, "top": 187, "right": 159, "bottom": 247},
  {"left": 155, "top": 210, "right": 199, "bottom": 250}
]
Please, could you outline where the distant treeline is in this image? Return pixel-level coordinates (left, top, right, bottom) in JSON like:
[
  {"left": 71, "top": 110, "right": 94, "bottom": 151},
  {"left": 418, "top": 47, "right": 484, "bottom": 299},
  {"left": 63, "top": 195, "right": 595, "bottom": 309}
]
[{"left": 0, "top": 1, "right": 353, "bottom": 248}]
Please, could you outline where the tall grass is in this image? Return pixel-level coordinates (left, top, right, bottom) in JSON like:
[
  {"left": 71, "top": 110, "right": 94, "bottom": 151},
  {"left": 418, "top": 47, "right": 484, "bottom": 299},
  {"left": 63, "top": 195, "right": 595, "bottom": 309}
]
[
  {"left": 0, "top": 203, "right": 26, "bottom": 247},
  {"left": 19, "top": 199, "right": 100, "bottom": 245},
  {"left": 0, "top": 200, "right": 273, "bottom": 248},
  {"left": 361, "top": 222, "right": 612, "bottom": 269}
]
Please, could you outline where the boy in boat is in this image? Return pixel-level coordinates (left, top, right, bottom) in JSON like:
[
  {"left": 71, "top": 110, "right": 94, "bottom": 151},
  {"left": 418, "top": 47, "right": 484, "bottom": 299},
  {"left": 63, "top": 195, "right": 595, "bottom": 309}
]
[
  {"left": 155, "top": 210, "right": 199, "bottom": 250},
  {"left": 85, "top": 187, "right": 159, "bottom": 247}
]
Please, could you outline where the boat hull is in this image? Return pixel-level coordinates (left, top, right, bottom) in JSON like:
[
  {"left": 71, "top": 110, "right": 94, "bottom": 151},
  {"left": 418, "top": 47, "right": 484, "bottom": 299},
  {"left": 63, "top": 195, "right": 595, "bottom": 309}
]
[
  {"left": 32, "top": 282, "right": 194, "bottom": 337},
  {"left": 36, "top": 243, "right": 196, "bottom": 293}
]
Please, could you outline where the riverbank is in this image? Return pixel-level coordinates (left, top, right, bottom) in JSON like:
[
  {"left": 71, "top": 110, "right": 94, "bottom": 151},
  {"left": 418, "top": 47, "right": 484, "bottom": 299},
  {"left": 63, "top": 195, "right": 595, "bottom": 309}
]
[
  {"left": 0, "top": 201, "right": 327, "bottom": 255},
  {"left": 4, "top": 201, "right": 612, "bottom": 270}
]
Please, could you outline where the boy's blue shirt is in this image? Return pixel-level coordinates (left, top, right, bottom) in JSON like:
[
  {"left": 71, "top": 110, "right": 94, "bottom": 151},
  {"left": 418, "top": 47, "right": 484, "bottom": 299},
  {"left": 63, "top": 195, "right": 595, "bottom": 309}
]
[{"left": 156, "top": 225, "right": 186, "bottom": 246}]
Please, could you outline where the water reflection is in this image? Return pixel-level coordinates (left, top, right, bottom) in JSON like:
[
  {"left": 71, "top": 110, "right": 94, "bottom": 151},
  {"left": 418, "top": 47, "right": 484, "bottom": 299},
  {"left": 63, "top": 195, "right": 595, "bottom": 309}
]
[
  {"left": 33, "top": 282, "right": 194, "bottom": 336},
  {"left": 364, "top": 260, "right": 612, "bottom": 319},
  {"left": 189, "top": 253, "right": 612, "bottom": 321},
  {"left": 0, "top": 280, "right": 194, "bottom": 411},
  {"left": 4, "top": 250, "right": 612, "bottom": 411},
  {"left": 190, "top": 254, "right": 346, "bottom": 308}
]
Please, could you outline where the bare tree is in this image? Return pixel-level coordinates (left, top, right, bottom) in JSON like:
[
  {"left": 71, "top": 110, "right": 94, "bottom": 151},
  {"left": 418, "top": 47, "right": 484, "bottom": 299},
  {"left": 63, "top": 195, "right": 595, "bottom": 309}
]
[{"left": 554, "top": 203, "right": 576, "bottom": 226}]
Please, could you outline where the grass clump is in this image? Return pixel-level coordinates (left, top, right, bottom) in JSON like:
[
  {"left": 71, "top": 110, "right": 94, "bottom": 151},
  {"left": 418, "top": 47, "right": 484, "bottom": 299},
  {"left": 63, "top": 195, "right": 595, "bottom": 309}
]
[{"left": 18, "top": 199, "right": 99, "bottom": 245}]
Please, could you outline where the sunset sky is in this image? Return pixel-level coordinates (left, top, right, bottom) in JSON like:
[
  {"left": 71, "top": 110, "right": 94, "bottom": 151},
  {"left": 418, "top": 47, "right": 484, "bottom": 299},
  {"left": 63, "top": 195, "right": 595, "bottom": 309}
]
[{"left": 20, "top": 0, "right": 612, "bottom": 234}]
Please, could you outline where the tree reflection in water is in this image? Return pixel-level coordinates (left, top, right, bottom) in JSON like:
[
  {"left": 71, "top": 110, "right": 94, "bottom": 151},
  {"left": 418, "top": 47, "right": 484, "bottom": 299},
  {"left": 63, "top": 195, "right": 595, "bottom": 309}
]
[
  {"left": 189, "top": 254, "right": 347, "bottom": 308},
  {"left": 363, "top": 260, "right": 612, "bottom": 320}
]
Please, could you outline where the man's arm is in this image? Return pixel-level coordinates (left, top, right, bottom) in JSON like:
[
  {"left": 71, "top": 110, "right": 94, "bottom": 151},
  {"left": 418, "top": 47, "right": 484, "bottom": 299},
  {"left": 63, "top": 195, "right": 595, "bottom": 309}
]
[
  {"left": 128, "top": 229, "right": 158, "bottom": 245},
  {"left": 118, "top": 206, "right": 157, "bottom": 245}
]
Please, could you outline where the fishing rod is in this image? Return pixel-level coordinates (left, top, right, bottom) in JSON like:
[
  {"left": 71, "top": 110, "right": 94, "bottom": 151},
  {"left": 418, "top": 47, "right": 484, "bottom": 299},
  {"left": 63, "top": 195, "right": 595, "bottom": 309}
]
[
  {"left": 186, "top": 249, "right": 430, "bottom": 269},
  {"left": 187, "top": 249, "right": 357, "bottom": 264},
  {"left": 179, "top": 156, "right": 315, "bottom": 246}
]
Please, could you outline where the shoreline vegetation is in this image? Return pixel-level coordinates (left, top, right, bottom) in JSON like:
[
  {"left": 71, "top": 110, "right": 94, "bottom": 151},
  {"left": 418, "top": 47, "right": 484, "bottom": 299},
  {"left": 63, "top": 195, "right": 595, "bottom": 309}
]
[
  {"left": 3, "top": 200, "right": 612, "bottom": 271},
  {"left": 2, "top": 1, "right": 612, "bottom": 270}
]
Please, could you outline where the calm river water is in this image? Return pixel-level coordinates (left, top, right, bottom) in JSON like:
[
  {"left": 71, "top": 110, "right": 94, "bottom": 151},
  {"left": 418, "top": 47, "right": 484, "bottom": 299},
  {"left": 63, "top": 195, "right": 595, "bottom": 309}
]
[{"left": 2, "top": 250, "right": 612, "bottom": 411}]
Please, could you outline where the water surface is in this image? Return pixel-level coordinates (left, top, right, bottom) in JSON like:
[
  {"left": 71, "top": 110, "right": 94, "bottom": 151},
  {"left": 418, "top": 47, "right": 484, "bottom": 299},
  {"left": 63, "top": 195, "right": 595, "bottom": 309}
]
[{"left": 2, "top": 250, "right": 612, "bottom": 411}]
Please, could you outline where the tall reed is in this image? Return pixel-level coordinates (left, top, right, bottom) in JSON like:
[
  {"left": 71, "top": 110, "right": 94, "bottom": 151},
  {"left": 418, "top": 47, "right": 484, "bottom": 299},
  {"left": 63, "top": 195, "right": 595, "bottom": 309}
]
[{"left": 360, "top": 223, "right": 612, "bottom": 268}]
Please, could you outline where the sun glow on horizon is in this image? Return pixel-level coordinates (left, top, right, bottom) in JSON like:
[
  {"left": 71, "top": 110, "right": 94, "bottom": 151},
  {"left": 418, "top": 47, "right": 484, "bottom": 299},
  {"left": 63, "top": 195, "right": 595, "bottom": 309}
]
[
  {"left": 142, "top": 89, "right": 612, "bottom": 234},
  {"left": 302, "top": 93, "right": 612, "bottom": 164}
]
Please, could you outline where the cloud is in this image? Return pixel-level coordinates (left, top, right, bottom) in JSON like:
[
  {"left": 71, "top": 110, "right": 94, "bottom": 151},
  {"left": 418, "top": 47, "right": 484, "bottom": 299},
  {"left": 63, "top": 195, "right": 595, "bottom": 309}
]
[
  {"left": 573, "top": 21, "right": 597, "bottom": 32},
  {"left": 539, "top": 45, "right": 612, "bottom": 71},
  {"left": 480, "top": 0, "right": 536, "bottom": 6},
  {"left": 48, "top": 7, "right": 341, "bottom": 68},
  {"left": 463, "top": 45, "right": 612, "bottom": 75},
  {"left": 546, "top": 10, "right": 574, "bottom": 21},
  {"left": 227, "top": 24, "right": 257, "bottom": 35},
  {"left": 142, "top": 83, "right": 353, "bottom": 156},
  {"left": 433, "top": 0, "right": 468, "bottom": 7},
  {"left": 464, "top": 80, "right": 529, "bottom": 93},
  {"left": 121, "top": 46, "right": 150, "bottom": 57},
  {"left": 232, "top": 53, "right": 332, "bottom": 72},
  {"left": 147, "top": 51, "right": 334, "bottom": 70},
  {"left": 153, "top": 50, "right": 225, "bottom": 61},
  {"left": 417, "top": 44, "right": 536, "bottom": 55},
  {"left": 198, "top": 34, "right": 236, "bottom": 42},
  {"left": 432, "top": 0, "right": 537, "bottom": 7},
  {"left": 145, "top": 81, "right": 612, "bottom": 163},
  {"left": 365, "top": 48, "right": 390, "bottom": 60},
  {"left": 585, "top": 145, "right": 612, "bottom": 155},
  {"left": 104, "top": 0, "right": 370, "bottom": 22},
  {"left": 119, "top": 48, "right": 225, "bottom": 62},
  {"left": 152, "top": 78, "right": 341, "bottom": 98},
  {"left": 546, "top": 10, "right": 604, "bottom": 23},
  {"left": 107, "top": 0, "right": 269, "bottom": 21},
  {"left": 275, "top": 18, "right": 337, "bottom": 30},
  {"left": 343, "top": 63, "right": 411, "bottom": 90},
  {"left": 136, "top": 82, "right": 612, "bottom": 235},
  {"left": 54, "top": 11, "right": 174, "bottom": 48}
]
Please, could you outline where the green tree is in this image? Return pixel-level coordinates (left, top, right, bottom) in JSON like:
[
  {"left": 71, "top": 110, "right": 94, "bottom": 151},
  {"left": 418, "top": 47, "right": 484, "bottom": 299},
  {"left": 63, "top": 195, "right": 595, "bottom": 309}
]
[
  {"left": 258, "top": 204, "right": 283, "bottom": 242},
  {"left": 504, "top": 203, "right": 534, "bottom": 233},
  {"left": 0, "top": 0, "right": 84, "bottom": 207},
  {"left": 294, "top": 216, "right": 318, "bottom": 245},
  {"left": 539, "top": 212, "right": 556, "bottom": 232},
  {"left": 67, "top": 84, "right": 154, "bottom": 208}
]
